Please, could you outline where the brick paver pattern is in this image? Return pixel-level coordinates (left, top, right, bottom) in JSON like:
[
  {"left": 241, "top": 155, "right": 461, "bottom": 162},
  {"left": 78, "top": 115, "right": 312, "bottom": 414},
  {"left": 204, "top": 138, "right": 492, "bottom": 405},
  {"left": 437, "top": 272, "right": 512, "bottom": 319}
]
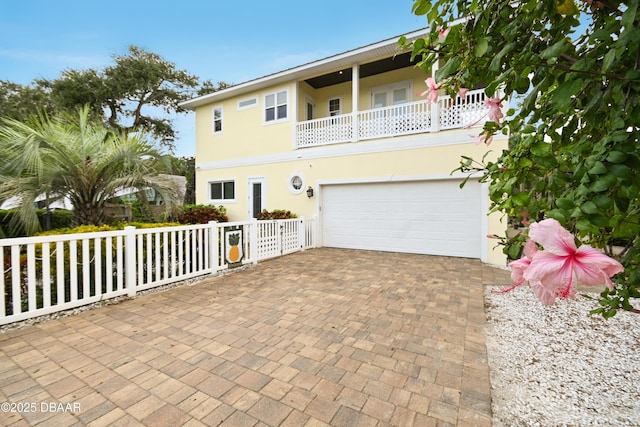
[{"left": 0, "top": 248, "right": 511, "bottom": 426}]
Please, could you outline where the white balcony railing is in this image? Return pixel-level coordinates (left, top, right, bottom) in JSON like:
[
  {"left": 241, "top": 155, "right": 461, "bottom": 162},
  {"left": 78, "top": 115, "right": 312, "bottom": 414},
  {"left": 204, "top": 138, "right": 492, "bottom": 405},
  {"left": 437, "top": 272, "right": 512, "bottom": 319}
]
[
  {"left": 295, "top": 89, "right": 492, "bottom": 148},
  {"left": 438, "top": 89, "right": 490, "bottom": 130},
  {"left": 296, "top": 114, "right": 353, "bottom": 147}
]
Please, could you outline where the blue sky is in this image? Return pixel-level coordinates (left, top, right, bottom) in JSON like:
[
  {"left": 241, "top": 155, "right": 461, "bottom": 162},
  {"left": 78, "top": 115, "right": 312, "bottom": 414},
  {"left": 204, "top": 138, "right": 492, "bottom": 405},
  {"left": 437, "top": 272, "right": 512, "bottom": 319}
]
[{"left": 0, "top": 0, "right": 426, "bottom": 156}]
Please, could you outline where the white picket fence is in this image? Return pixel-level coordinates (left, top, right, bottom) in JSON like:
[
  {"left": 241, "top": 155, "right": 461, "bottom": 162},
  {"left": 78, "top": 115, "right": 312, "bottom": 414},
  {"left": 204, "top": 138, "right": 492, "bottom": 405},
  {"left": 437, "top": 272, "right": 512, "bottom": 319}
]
[{"left": 0, "top": 217, "right": 317, "bottom": 325}]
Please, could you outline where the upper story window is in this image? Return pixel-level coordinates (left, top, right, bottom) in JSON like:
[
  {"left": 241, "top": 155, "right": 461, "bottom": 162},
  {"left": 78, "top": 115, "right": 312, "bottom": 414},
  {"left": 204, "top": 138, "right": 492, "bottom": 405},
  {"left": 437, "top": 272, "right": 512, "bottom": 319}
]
[
  {"left": 306, "top": 96, "right": 315, "bottom": 120},
  {"left": 212, "top": 106, "right": 223, "bottom": 134},
  {"left": 329, "top": 98, "right": 341, "bottom": 116},
  {"left": 371, "top": 81, "right": 412, "bottom": 108},
  {"left": 237, "top": 97, "right": 257, "bottom": 110},
  {"left": 265, "top": 90, "right": 288, "bottom": 123},
  {"left": 209, "top": 180, "right": 235, "bottom": 202}
]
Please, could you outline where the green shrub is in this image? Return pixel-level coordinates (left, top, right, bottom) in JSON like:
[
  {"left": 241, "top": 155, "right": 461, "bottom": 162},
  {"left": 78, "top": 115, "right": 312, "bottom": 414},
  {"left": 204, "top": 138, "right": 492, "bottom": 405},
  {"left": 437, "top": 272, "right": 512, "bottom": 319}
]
[
  {"left": 40, "top": 209, "right": 74, "bottom": 230},
  {"left": 0, "top": 209, "right": 73, "bottom": 237},
  {"left": 256, "top": 209, "right": 298, "bottom": 220},
  {"left": 35, "top": 222, "right": 182, "bottom": 237}
]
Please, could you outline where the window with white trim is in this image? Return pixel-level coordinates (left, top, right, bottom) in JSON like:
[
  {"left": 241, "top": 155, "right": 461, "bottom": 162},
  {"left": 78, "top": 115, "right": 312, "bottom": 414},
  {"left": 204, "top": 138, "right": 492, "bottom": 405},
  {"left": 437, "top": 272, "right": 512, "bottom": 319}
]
[
  {"left": 212, "top": 106, "right": 223, "bottom": 134},
  {"left": 265, "top": 90, "right": 288, "bottom": 122},
  {"left": 237, "top": 97, "right": 257, "bottom": 110},
  {"left": 370, "top": 81, "right": 412, "bottom": 108},
  {"left": 329, "top": 98, "right": 341, "bottom": 116},
  {"left": 209, "top": 180, "right": 235, "bottom": 201}
]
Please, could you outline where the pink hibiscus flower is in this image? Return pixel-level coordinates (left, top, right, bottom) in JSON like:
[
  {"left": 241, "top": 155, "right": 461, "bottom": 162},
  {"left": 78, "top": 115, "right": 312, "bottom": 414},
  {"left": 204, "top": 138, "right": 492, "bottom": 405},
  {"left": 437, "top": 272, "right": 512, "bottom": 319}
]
[
  {"left": 485, "top": 97, "right": 504, "bottom": 124},
  {"left": 522, "top": 219, "right": 624, "bottom": 305},
  {"left": 420, "top": 78, "right": 439, "bottom": 103}
]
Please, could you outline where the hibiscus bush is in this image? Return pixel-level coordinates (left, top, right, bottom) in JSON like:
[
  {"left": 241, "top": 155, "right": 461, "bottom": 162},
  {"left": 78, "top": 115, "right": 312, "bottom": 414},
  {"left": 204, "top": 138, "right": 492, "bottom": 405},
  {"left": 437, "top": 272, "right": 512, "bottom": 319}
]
[
  {"left": 174, "top": 204, "right": 228, "bottom": 224},
  {"left": 405, "top": 0, "right": 640, "bottom": 317},
  {"left": 255, "top": 209, "right": 298, "bottom": 220}
]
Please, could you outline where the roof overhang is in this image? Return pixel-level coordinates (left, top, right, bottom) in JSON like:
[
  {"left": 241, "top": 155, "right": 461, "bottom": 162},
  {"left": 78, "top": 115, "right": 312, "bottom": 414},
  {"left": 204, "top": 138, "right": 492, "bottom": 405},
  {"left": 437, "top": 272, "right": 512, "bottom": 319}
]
[{"left": 180, "top": 27, "right": 430, "bottom": 110}]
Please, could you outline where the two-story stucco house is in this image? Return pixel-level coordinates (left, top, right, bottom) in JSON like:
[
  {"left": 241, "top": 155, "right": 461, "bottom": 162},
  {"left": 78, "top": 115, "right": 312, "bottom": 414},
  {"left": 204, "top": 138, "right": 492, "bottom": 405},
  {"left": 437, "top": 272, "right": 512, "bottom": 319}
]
[{"left": 180, "top": 28, "right": 508, "bottom": 265}]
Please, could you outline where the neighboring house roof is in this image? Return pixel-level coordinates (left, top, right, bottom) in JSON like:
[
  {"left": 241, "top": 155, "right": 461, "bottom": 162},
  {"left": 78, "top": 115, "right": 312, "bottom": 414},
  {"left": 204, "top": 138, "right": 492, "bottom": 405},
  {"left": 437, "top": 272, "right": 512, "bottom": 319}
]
[{"left": 180, "top": 27, "right": 431, "bottom": 110}]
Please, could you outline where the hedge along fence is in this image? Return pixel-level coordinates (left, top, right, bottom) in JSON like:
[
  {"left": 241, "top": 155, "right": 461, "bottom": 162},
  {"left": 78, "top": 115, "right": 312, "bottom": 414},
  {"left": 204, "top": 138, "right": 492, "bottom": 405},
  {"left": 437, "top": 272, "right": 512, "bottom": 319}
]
[
  {"left": 0, "top": 218, "right": 318, "bottom": 325},
  {"left": 0, "top": 209, "right": 74, "bottom": 238}
]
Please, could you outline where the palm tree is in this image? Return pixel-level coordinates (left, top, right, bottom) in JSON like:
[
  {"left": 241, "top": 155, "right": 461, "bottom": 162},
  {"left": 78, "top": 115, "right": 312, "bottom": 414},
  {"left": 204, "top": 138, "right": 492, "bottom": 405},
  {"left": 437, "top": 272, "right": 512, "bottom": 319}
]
[{"left": 0, "top": 106, "right": 181, "bottom": 235}]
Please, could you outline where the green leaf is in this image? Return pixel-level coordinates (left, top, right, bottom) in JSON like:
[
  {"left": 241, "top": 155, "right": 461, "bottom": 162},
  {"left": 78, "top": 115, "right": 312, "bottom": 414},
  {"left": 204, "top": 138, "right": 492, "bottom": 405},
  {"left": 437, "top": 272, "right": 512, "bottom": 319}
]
[
  {"left": 556, "top": 198, "right": 574, "bottom": 210},
  {"left": 484, "top": 80, "right": 501, "bottom": 98},
  {"left": 474, "top": 38, "right": 489, "bottom": 57},
  {"left": 591, "top": 179, "right": 612, "bottom": 193},
  {"left": 530, "top": 142, "right": 550, "bottom": 156},
  {"left": 607, "top": 151, "right": 627, "bottom": 163},
  {"left": 576, "top": 218, "right": 596, "bottom": 232},
  {"left": 489, "top": 43, "right": 515, "bottom": 72},
  {"left": 508, "top": 244, "right": 522, "bottom": 260},
  {"left": 519, "top": 157, "right": 533, "bottom": 168},
  {"left": 592, "top": 195, "right": 612, "bottom": 209},
  {"left": 435, "top": 57, "right": 462, "bottom": 80},
  {"left": 614, "top": 195, "right": 630, "bottom": 211},
  {"left": 540, "top": 39, "right": 569, "bottom": 61},
  {"left": 571, "top": 207, "right": 583, "bottom": 218},
  {"left": 512, "top": 192, "right": 530, "bottom": 206},
  {"left": 601, "top": 173, "right": 619, "bottom": 187},
  {"left": 589, "top": 214, "right": 609, "bottom": 228},
  {"left": 547, "top": 209, "right": 567, "bottom": 223},
  {"left": 412, "top": 0, "right": 432, "bottom": 15},
  {"left": 581, "top": 201, "right": 598, "bottom": 214},
  {"left": 602, "top": 49, "right": 617, "bottom": 72},
  {"left": 588, "top": 161, "right": 607, "bottom": 175},
  {"left": 610, "top": 164, "right": 631, "bottom": 178},
  {"left": 551, "top": 79, "right": 583, "bottom": 112}
]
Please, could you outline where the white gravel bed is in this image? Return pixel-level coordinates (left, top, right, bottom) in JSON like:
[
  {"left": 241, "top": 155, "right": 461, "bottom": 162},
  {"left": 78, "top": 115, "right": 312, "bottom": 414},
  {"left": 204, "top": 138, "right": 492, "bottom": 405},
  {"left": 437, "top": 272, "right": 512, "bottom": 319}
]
[{"left": 485, "top": 286, "right": 640, "bottom": 427}]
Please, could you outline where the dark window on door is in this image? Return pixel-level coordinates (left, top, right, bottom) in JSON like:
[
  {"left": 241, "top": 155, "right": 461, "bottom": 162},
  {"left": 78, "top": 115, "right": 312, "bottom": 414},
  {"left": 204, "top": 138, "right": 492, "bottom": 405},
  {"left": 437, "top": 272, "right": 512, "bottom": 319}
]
[{"left": 252, "top": 182, "right": 262, "bottom": 218}]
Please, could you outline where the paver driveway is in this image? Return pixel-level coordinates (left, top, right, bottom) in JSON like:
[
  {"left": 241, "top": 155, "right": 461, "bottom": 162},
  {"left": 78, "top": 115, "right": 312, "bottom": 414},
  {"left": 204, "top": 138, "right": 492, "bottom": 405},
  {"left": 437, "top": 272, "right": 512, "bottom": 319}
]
[{"left": 0, "top": 248, "right": 510, "bottom": 426}]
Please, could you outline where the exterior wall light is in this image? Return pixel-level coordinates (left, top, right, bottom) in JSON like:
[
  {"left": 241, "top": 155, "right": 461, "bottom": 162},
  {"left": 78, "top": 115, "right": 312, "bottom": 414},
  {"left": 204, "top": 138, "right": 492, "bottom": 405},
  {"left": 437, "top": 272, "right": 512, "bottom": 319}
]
[{"left": 306, "top": 186, "right": 314, "bottom": 198}]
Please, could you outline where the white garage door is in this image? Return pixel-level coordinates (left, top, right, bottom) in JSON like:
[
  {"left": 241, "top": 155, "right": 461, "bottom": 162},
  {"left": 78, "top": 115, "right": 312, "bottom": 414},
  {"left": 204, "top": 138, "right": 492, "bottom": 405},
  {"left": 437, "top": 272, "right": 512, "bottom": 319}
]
[{"left": 322, "top": 179, "right": 482, "bottom": 258}]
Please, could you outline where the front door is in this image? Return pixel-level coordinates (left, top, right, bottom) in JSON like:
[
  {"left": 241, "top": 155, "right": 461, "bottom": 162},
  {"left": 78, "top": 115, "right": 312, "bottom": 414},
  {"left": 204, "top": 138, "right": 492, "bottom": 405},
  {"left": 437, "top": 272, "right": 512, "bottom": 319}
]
[{"left": 248, "top": 177, "right": 266, "bottom": 218}]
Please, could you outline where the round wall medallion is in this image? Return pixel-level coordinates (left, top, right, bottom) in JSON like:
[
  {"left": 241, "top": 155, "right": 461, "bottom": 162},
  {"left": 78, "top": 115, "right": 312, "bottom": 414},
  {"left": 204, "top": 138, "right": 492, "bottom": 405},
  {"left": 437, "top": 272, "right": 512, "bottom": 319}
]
[{"left": 288, "top": 173, "right": 305, "bottom": 194}]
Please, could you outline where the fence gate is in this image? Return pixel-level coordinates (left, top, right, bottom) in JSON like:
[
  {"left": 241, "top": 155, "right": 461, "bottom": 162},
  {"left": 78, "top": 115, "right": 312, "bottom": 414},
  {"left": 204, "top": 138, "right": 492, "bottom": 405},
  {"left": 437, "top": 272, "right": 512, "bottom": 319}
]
[{"left": 256, "top": 219, "right": 304, "bottom": 260}]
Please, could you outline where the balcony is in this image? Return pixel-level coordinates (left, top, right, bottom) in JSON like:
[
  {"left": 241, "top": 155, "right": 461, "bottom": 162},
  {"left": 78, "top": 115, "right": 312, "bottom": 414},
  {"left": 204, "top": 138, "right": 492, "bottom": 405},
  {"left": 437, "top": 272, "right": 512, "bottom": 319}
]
[{"left": 295, "top": 88, "right": 491, "bottom": 149}]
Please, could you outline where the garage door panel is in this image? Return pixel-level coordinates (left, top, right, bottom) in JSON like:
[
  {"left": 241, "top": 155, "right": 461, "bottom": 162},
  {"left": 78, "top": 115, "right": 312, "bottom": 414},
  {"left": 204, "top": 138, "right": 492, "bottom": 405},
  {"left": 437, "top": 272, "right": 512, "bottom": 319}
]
[{"left": 322, "top": 180, "right": 481, "bottom": 258}]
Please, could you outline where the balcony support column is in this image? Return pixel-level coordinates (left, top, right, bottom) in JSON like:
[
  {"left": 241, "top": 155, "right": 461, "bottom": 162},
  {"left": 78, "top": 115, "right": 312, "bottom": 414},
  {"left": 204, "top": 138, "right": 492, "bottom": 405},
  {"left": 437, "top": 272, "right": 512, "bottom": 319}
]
[{"left": 351, "top": 63, "right": 360, "bottom": 142}]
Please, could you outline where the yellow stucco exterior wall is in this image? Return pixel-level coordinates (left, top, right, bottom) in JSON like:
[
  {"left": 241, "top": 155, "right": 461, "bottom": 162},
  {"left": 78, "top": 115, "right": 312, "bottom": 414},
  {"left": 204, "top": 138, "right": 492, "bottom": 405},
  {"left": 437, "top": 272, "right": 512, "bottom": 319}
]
[
  {"left": 195, "top": 83, "right": 296, "bottom": 161},
  {"left": 192, "top": 59, "right": 509, "bottom": 266}
]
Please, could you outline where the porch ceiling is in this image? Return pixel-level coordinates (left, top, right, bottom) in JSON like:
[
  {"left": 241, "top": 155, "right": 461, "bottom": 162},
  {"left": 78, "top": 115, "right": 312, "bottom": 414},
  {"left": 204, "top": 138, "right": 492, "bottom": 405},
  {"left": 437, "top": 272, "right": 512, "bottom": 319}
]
[{"left": 303, "top": 51, "right": 418, "bottom": 89}]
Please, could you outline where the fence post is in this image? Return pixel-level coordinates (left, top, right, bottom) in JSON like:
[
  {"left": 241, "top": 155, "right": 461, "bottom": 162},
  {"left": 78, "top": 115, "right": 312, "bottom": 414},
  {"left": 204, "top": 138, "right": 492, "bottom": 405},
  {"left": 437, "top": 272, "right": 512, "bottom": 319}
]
[
  {"left": 431, "top": 101, "right": 440, "bottom": 132},
  {"left": 250, "top": 219, "right": 259, "bottom": 264},
  {"left": 312, "top": 215, "right": 319, "bottom": 248},
  {"left": 208, "top": 221, "right": 219, "bottom": 273},
  {"left": 124, "top": 226, "right": 137, "bottom": 297},
  {"left": 299, "top": 217, "right": 306, "bottom": 251}
]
